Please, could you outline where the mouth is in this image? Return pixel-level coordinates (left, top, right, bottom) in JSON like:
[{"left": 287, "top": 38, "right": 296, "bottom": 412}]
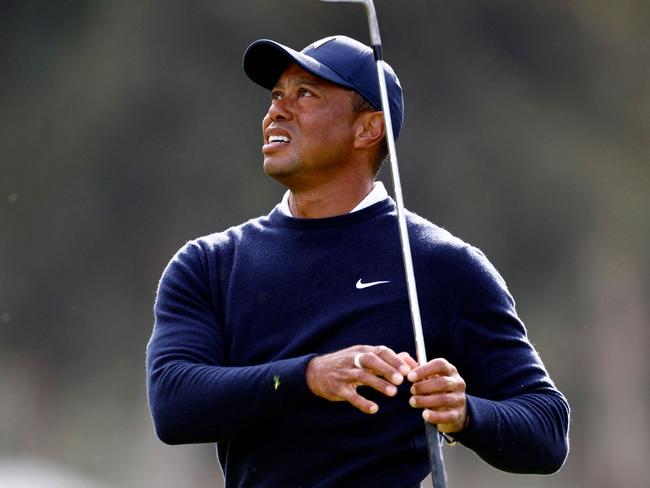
[
  {"left": 263, "top": 131, "right": 292, "bottom": 153},
  {"left": 268, "top": 135, "right": 290, "bottom": 144}
]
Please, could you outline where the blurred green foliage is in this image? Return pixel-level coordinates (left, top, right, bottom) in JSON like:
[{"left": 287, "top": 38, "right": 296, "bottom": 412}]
[{"left": 1, "top": 1, "right": 648, "bottom": 486}]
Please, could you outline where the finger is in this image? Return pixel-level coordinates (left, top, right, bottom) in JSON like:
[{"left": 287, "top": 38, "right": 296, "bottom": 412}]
[
  {"left": 351, "top": 345, "right": 410, "bottom": 373},
  {"left": 422, "top": 408, "right": 466, "bottom": 432},
  {"left": 361, "top": 351, "right": 406, "bottom": 386},
  {"left": 397, "top": 352, "right": 418, "bottom": 370},
  {"left": 375, "top": 346, "right": 412, "bottom": 376},
  {"left": 410, "top": 375, "right": 465, "bottom": 396},
  {"left": 407, "top": 357, "right": 456, "bottom": 382},
  {"left": 343, "top": 388, "right": 379, "bottom": 415},
  {"left": 409, "top": 391, "right": 465, "bottom": 410},
  {"left": 351, "top": 368, "right": 398, "bottom": 397}
]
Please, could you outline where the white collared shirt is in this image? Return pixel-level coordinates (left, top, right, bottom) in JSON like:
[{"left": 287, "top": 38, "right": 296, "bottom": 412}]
[{"left": 278, "top": 181, "right": 389, "bottom": 217}]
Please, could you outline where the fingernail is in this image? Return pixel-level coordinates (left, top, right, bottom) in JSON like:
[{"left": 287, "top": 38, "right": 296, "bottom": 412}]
[
  {"left": 408, "top": 371, "right": 417, "bottom": 382},
  {"left": 422, "top": 410, "right": 430, "bottom": 421},
  {"left": 400, "top": 365, "right": 410, "bottom": 375},
  {"left": 409, "top": 397, "right": 417, "bottom": 407},
  {"left": 392, "top": 373, "right": 403, "bottom": 384},
  {"left": 369, "top": 405, "right": 378, "bottom": 414},
  {"left": 387, "top": 385, "right": 397, "bottom": 396}
]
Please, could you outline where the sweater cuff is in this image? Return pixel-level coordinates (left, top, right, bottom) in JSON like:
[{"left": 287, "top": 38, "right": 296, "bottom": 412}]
[
  {"left": 268, "top": 353, "right": 319, "bottom": 405},
  {"left": 449, "top": 394, "right": 496, "bottom": 448}
]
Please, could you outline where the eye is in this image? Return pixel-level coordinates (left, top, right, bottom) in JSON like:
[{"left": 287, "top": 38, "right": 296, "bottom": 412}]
[
  {"left": 270, "top": 90, "right": 283, "bottom": 101},
  {"left": 298, "top": 87, "right": 313, "bottom": 97}
]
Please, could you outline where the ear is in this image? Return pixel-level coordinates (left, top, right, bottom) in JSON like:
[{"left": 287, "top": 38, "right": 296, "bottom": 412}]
[{"left": 353, "top": 111, "right": 385, "bottom": 150}]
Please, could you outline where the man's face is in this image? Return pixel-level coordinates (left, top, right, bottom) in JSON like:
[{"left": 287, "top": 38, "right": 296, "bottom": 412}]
[{"left": 261, "top": 63, "right": 359, "bottom": 187}]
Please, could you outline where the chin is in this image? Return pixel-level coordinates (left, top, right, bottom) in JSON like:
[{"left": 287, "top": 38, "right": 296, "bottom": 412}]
[{"left": 263, "top": 157, "right": 297, "bottom": 179}]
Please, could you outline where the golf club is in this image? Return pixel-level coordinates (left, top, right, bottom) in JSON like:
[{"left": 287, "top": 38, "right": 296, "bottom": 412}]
[{"left": 319, "top": 1, "right": 448, "bottom": 487}]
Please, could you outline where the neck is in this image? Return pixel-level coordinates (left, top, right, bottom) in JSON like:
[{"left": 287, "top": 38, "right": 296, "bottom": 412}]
[{"left": 288, "top": 178, "right": 374, "bottom": 218}]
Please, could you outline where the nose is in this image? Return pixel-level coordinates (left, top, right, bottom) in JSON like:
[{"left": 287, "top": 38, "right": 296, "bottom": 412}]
[{"left": 266, "top": 97, "right": 293, "bottom": 122}]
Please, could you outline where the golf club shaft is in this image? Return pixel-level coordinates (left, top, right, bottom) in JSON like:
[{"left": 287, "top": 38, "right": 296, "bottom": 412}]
[
  {"left": 374, "top": 58, "right": 427, "bottom": 366},
  {"left": 319, "top": 1, "right": 448, "bottom": 486},
  {"left": 374, "top": 35, "right": 449, "bottom": 488}
]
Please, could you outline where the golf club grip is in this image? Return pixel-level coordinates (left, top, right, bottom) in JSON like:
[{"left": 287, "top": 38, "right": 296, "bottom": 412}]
[{"left": 425, "top": 422, "right": 447, "bottom": 488}]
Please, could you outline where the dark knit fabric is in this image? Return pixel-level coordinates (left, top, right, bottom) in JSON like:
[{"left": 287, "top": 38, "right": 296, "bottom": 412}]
[{"left": 147, "top": 198, "right": 569, "bottom": 487}]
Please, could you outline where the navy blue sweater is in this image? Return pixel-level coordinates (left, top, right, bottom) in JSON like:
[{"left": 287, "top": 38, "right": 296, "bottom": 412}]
[{"left": 147, "top": 199, "right": 569, "bottom": 487}]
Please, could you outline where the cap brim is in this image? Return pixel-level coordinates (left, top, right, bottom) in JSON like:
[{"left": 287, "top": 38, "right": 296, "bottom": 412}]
[{"left": 243, "top": 39, "right": 354, "bottom": 91}]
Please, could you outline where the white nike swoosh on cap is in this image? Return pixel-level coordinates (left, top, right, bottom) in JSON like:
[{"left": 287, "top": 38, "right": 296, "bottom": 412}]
[{"left": 355, "top": 279, "right": 390, "bottom": 290}]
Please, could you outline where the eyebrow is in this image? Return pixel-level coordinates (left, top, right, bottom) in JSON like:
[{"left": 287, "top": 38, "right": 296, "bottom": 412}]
[{"left": 272, "top": 76, "right": 323, "bottom": 91}]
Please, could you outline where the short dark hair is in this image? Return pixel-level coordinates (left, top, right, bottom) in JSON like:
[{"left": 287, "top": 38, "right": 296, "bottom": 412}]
[{"left": 351, "top": 92, "right": 388, "bottom": 175}]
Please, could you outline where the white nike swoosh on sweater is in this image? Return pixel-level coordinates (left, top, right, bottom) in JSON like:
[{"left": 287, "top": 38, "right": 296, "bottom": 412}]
[{"left": 355, "top": 279, "right": 390, "bottom": 290}]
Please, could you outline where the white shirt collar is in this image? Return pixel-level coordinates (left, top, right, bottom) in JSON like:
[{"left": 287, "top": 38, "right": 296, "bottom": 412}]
[{"left": 279, "top": 181, "right": 389, "bottom": 217}]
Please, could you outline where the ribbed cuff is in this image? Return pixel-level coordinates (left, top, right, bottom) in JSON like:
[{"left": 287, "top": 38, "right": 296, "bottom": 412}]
[
  {"left": 268, "top": 353, "right": 319, "bottom": 405},
  {"left": 448, "top": 394, "right": 496, "bottom": 448}
]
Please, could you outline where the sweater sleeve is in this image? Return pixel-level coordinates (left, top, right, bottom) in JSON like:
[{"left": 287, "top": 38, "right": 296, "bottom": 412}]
[
  {"left": 146, "top": 240, "right": 316, "bottom": 445},
  {"left": 447, "top": 246, "right": 570, "bottom": 474}
]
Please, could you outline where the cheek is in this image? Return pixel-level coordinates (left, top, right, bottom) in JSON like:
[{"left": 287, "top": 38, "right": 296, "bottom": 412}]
[
  {"left": 318, "top": 119, "right": 356, "bottom": 148},
  {"left": 262, "top": 113, "right": 271, "bottom": 131},
  {"left": 303, "top": 127, "right": 354, "bottom": 163},
  {"left": 308, "top": 111, "right": 354, "bottom": 140}
]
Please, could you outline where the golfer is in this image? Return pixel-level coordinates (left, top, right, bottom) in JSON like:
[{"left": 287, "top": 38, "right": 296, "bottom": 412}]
[{"left": 147, "top": 35, "right": 569, "bottom": 487}]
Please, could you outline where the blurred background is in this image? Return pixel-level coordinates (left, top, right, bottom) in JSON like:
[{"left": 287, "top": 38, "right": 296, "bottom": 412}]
[{"left": 1, "top": 0, "right": 648, "bottom": 487}]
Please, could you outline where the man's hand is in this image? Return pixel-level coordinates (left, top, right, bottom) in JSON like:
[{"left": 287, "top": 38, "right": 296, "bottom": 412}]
[
  {"left": 406, "top": 357, "right": 468, "bottom": 434},
  {"left": 306, "top": 345, "right": 413, "bottom": 414}
]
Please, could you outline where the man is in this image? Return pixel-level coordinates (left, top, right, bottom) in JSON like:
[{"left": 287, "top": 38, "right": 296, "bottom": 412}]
[{"left": 147, "top": 35, "right": 569, "bottom": 487}]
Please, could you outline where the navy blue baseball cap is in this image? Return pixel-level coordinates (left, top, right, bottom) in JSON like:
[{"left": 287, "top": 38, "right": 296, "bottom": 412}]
[{"left": 243, "top": 35, "right": 404, "bottom": 138}]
